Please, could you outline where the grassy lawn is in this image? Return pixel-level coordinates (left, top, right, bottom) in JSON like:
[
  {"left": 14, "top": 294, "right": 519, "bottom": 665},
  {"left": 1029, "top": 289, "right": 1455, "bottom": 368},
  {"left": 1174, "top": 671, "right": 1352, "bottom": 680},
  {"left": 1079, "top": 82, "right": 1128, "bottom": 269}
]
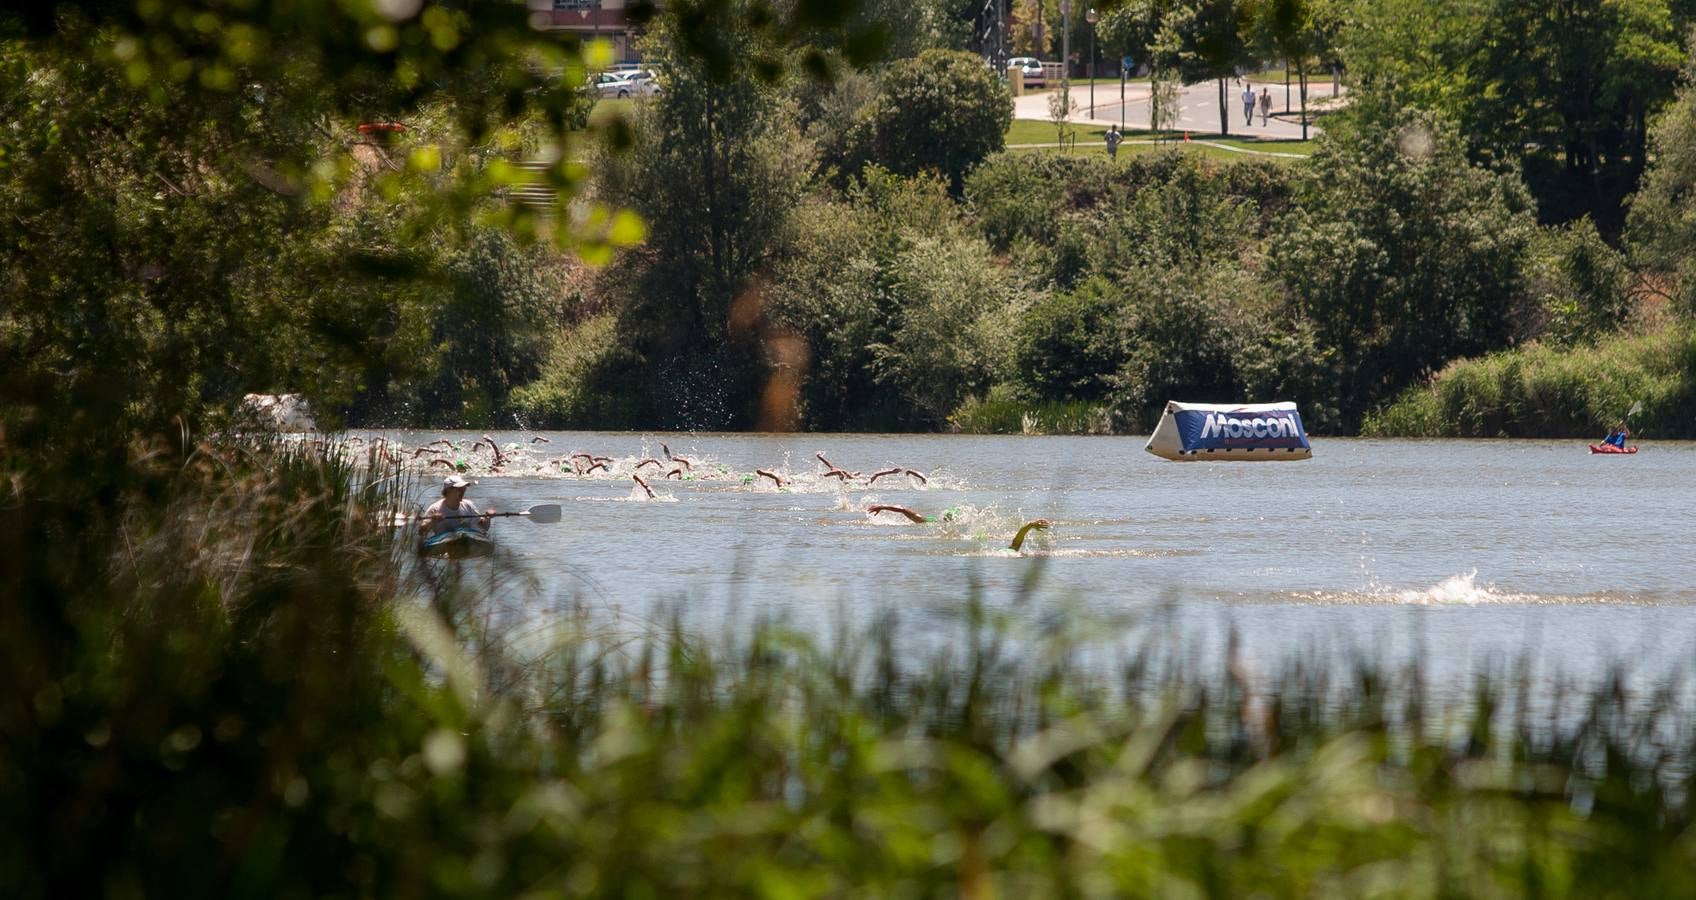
[
  {"left": 1005, "top": 118, "right": 1315, "bottom": 158},
  {"left": 1007, "top": 140, "right": 1303, "bottom": 164},
  {"left": 588, "top": 97, "right": 633, "bottom": 125}
]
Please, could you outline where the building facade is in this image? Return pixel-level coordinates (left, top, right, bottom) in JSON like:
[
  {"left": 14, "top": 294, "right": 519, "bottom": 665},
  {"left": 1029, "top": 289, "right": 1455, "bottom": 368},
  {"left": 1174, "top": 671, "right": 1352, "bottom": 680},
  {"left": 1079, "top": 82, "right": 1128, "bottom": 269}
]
[{"left": 525, "top": 0, "right": 645, "bottom": 62}]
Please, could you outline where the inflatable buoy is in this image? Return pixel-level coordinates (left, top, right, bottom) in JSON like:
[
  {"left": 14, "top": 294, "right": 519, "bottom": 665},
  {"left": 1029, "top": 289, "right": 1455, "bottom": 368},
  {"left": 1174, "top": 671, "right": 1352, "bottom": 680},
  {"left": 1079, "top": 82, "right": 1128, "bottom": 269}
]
[{"left": 1145, "top": 401, "right": 1313, "bottom": 461}]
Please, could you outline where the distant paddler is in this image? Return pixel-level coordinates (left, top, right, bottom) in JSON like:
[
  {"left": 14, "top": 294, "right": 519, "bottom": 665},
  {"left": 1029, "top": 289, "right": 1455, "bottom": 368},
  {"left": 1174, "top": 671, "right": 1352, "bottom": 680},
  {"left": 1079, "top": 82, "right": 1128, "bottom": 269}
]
[{"left": 1601, "top": 420, "right": 1631, "bottom": 450}]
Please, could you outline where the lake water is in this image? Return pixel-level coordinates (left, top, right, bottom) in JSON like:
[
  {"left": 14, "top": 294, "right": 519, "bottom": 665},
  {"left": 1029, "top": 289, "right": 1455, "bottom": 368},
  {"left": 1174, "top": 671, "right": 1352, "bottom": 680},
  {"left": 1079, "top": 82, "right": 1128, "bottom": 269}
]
[{"left": 378, "top": 432, "right": 1696, "bottom": 683}]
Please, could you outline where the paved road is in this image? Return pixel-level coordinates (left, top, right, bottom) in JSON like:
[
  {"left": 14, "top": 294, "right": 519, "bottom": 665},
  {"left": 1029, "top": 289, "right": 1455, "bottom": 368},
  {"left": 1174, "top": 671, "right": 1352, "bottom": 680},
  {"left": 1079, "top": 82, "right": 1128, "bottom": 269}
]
[{"left": 1014, "top": 76, "right": 1343, "bottom": 142}]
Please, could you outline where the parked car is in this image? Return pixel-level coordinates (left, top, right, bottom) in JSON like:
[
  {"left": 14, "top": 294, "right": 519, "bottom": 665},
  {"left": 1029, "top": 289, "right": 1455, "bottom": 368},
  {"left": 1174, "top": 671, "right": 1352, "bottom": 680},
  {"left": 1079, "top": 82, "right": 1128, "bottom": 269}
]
[
  {"left": 616, "top": 70, "right": 662, "bottom": 98},
  {"left": 587, "top": 72, "right": 629, "bottom": 98},
  {"left": 587, "top": 69, "right": 662, "bottom": 100},
  {"left": 1008, "top": 56, "right": 1046, "bottom": 88}
]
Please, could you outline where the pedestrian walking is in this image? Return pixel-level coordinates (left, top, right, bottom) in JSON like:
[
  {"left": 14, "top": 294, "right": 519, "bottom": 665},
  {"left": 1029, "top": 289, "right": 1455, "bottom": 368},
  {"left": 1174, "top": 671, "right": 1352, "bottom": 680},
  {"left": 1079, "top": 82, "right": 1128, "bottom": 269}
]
[
  {"left": 1104, "top": 125, "right": 1122, "bottom": 160},
  {"left": 1259, "top": 88, "right": 1272, "bottom": 127},
  {"left": 1241, "top": 83, "right": 1256, "bottom": 126}
]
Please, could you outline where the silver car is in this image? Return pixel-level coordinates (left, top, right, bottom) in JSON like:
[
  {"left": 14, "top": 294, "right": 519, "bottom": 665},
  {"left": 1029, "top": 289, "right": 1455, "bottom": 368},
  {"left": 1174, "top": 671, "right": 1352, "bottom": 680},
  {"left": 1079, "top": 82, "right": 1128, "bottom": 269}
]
[
  {"left": 588, "top": 71, "right": 661, "bottom": 99},
  {"left": 1008, "top": 56, "right": 1046, "bottom": 88}
]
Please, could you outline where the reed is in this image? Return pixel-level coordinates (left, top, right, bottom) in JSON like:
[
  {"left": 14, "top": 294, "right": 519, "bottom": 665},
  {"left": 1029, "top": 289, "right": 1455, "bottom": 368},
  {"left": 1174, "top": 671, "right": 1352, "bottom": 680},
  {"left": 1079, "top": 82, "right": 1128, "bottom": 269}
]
[
  {"left": 951, "top": 388, "right": 1116, "bottom": 435},
  {"left": 1364, "top": 324, "right": 1696, "bottom": 438},
  {"left": 3, "top": 442, "right": 1694, "bottom": 897}
]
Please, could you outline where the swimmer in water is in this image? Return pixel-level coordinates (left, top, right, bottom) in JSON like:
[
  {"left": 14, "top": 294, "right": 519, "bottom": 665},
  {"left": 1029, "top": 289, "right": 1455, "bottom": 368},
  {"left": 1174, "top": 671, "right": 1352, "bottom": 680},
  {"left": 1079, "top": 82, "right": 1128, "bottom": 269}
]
[
  {"left": 866, "top": 468, "right": 903, "bottom": 484},
  {"left": 756, "top": 469, "right": 787, "bottom": 487},
  {"left": 867, "top": 504, "right": 927, "bottom": 523},
  {"left": 1009, "top": 519, "right": 1051, "bottom": 551},
  {"left": 481, "top": 434, "right": 507, "bottom": 468},
  {"left": 815, "top": 452, "right": 858, "bottom": 478},
  {"left": 631, "top": 474, "right": 656, "bottom": 499}
]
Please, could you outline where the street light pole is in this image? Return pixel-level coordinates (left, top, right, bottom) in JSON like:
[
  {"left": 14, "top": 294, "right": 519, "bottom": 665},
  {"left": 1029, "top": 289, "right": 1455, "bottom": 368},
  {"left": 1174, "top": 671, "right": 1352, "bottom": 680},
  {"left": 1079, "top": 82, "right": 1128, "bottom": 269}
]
[
  {"left": 1061, "top": 0, "right": 1070, "bottom": 116},
  {"left": 1086, "top": 8, "right": 1097, "bottom": 118}
]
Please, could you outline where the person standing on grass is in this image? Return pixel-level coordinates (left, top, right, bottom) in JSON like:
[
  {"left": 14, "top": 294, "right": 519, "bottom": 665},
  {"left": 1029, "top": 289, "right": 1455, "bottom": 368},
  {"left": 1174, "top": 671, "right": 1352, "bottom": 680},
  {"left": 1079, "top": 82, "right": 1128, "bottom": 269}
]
[
  {"left": 1105, "top": 125, "right": 1122, "bottom": 159},
  {"left": 1259, "top": 88, "right": 1272, "bottom": 126},
  {"left": 1241, "top": 83, "right": 1256, "bottom": 126}
]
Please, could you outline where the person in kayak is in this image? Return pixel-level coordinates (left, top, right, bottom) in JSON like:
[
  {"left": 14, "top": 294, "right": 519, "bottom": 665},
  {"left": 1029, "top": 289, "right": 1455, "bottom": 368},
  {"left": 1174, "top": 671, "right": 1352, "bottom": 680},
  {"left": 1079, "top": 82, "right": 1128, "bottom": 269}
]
[
  {"left": 422, "top": 475, "right": 495, "bottom": 537},
  {"left": 1602, "top": 421, "right": 1630, "bottom": 449}
]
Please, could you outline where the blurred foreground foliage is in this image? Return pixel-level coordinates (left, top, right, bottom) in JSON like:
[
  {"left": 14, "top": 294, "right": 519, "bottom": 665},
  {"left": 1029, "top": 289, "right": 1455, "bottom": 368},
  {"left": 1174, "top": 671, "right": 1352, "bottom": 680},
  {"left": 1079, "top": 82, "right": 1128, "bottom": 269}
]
[{"left": 5, "top": 445, "right": 1696, "bottom": 897}]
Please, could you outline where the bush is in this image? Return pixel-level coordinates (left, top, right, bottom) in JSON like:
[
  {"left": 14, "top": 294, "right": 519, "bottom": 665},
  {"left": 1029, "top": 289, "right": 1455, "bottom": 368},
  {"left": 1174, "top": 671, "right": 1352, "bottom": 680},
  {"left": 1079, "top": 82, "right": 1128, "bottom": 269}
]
[
  {"left": 415, "top": 229, "right": 578, "bottom": 427},
  {"left": 949, "top": 383, "right": 1113, "bottom": 434},
  {"left": 509, "top": 313, "right": 628, "bottom": 427},
  {"left": 765, "top": 170, "right": 1026, "bottom": 430},
  {"left": 1363, "top": 323, "right": 1696, "bottom": 437},
  {"left": 1523, "top": 218, "right": 1633, "bottom": 347},
  {"left": 1104, "top": 264, "right": 1271, "bottom": 428},
  {"left": 846, "top": 49, "right": 1013, "bottom": 189},
  {"left": 1012, "top": 278, "right": 1128, "bottom": 402}
]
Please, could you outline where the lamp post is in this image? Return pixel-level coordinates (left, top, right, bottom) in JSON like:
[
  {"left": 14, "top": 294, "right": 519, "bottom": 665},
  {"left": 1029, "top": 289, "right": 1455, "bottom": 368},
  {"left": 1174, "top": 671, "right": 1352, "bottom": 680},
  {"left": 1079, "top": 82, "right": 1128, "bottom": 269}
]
[
  {"left": 1060, "top": 0, "right": 1070, "bottom": 117},
  {"left": 1086, "top": 8, "right": 1097, "bottom": 118}
]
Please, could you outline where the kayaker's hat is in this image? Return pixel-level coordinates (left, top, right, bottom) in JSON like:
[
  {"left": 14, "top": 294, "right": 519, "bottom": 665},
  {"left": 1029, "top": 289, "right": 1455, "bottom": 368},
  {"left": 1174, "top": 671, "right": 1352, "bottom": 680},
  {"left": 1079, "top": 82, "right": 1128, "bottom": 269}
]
[{"left": 443, "top": 475, "right": 474, "bottom": 491}]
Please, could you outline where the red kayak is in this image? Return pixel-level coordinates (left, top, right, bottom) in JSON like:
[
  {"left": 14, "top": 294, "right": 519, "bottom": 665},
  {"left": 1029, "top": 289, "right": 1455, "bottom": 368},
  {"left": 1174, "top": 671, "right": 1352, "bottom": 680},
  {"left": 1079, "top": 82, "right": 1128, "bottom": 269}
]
[{"left": 1589, "top": 443, "right": 1637, "bottom": 455}]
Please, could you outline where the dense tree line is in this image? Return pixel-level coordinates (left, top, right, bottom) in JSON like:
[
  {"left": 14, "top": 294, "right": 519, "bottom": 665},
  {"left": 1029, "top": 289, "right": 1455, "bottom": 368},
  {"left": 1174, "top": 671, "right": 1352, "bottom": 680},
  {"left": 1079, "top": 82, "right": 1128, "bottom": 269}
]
[
  {"left": 514, "top": 3, "right": 1693, "bottom": 435},
  {"left": 6, "top": 0, "right": 1694, "bottom": 438}
]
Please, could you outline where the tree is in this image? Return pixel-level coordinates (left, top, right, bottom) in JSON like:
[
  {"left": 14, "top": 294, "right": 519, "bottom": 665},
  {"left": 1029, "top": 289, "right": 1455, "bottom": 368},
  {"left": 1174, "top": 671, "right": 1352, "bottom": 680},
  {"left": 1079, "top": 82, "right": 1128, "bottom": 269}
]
[
  {"left": 594, "top": 7, "right": 815, "bottom": 427},
  {"left": 1165, "top": 0, "right": 1257, "bottom": 136},
  {"left": 1626, "top": 63, "right": 1696, "bottom": 314},
  {"left": 1270, "top": 110, "right": 1540, "bottom": 427},
  {"left": 1335, "top": 0, "right": 1685, "bottom": 228},
  {"left": 849, "top": 49, "right": 1013, "bottom": 190},
  {"left": 1243, "top": 0, "right": 1336, "bottom": 139}
]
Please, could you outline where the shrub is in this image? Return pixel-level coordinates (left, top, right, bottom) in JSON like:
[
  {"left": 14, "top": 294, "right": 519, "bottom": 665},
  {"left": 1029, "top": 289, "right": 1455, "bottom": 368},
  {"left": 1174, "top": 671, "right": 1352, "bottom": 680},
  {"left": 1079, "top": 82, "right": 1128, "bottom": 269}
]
[
  {"left": 1013, "top": 277, "right": 1128, "bottom": 402},
  {"left": 1524, "top": 218, "right": 1632, "bottom": 347},
  {"left": 509, "top": 313, "right": 627, "bottom": 427},
  {"left": 950, "top": 383, "right": 1113, "bottom": 434},
  {"left": 765, "top": 170, "right": 1025, "bottom": 430},
  {"left": 845, "top": 49, "right": 1013, "bottom": 190}
]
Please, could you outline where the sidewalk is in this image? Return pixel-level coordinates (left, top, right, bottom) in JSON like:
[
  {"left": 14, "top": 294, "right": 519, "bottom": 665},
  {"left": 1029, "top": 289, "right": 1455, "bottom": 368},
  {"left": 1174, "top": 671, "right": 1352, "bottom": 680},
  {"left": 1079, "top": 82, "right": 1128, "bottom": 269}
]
[{"left": 1012, "top": 79, "right": 1341, "bottom": 143}]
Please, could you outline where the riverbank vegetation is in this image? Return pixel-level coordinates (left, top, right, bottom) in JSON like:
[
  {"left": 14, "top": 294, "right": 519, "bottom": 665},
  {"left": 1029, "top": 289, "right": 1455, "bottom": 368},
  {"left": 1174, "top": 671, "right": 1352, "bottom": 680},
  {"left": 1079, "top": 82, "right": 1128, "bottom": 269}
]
[{"left": 504, "top": 2, "right": 1696, "bottom": 436}]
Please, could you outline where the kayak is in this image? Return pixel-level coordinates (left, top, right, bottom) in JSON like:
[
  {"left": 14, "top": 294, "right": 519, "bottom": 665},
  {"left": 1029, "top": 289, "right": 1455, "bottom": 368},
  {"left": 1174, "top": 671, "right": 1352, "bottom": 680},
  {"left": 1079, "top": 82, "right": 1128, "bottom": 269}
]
[
  {"left": 419, "top": 527, "right": 495, "bottom": 559},
  {"left": 1588, "top": 444, "right": 1637, "bottom": 455}
]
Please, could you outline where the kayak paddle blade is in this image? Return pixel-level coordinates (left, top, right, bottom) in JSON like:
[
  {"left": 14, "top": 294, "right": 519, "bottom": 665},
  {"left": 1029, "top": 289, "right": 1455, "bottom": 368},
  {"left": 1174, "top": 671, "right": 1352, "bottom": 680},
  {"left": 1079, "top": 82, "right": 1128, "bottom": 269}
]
[{"left": 527, "top": 504, "right": 562, "bottom": 524}]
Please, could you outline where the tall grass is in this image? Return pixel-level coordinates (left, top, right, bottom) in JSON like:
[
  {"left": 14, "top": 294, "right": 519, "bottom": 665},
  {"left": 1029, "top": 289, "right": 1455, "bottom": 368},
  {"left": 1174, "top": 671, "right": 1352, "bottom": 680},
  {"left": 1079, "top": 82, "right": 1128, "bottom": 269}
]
[
  {"left": 952, "top": 386, "right": 1116, "bottom": 435},
  {"left": 4, "top": 440, "right": 1696, "bottom": 897},
  {"left": 1364, "top": 324, "right": 1696, "bottom": 438}
]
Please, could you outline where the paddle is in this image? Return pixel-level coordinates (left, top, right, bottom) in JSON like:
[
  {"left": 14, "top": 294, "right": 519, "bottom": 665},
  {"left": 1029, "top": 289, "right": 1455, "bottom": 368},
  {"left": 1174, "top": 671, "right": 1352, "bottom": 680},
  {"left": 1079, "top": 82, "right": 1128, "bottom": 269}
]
[{"left": 391, "top": 504, "right": 562, "bottom": 526}]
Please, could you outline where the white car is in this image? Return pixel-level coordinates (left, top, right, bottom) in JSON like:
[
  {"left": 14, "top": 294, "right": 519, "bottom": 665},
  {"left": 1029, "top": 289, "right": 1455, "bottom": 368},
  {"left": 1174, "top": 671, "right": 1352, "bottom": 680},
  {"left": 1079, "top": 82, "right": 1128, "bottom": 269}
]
[
  {"left": 588, "top": 71, "right": 661, "bottom": 99},
  {"left": 616, "top": 70, "right": 662, "bottom": 98},
  {"left": 1008, "top": 57, "right": 1046, "bottom": 88}
]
